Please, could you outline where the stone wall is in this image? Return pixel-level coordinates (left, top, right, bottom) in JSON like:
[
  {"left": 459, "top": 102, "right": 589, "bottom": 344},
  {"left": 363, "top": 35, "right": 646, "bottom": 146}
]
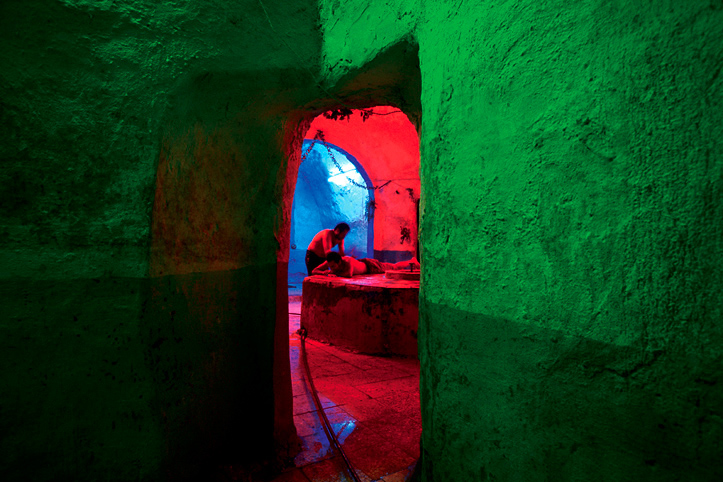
[
  {"left": 319, "top": 0, "right": 722, "bottom": 480},
  {"left": 2, "top": 0, "right": 721, "bottom": 481},
  {"left": 1, "top": 1, "right": 324, "bottom": 479}
]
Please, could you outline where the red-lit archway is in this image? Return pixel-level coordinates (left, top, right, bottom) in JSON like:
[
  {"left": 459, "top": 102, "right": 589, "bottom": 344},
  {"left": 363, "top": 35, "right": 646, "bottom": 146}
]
[
  {"left": 304, "top": 107, "right": 420, "bottom": 263},
  {"left": 283, "top": 106, "right": 422, "bottom": 479}
]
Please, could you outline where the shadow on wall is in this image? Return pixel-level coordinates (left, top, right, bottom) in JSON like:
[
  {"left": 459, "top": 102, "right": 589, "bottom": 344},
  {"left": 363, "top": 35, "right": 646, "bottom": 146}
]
[{"left": 289, "top": 140, "right": 373, "bottom": 281}]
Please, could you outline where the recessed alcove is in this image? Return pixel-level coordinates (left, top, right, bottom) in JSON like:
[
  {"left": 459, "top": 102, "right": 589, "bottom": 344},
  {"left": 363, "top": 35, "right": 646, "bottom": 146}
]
[{"left": 288, "top": 140, "right": 374, "bottom": 289}]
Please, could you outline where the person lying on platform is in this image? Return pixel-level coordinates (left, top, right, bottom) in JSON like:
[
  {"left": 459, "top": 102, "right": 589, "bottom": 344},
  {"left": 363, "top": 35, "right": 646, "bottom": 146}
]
[
  {"left": 305, "top": 222, "right": 350, "bottom": 276},
  {"left": 311, "top": 251, "right": 420, "bottom": 278}
]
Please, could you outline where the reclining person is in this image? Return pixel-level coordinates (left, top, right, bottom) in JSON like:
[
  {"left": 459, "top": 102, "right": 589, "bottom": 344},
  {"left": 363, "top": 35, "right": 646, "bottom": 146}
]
[{"left": 311, "top": 252, "right": 420, "bottom": 278}]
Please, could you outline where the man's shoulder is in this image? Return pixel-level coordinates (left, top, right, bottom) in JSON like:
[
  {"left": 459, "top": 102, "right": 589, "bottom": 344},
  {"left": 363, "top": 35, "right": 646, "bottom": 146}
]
[{"left": 312, "top": 229, "right": 330, "bottom": 239}]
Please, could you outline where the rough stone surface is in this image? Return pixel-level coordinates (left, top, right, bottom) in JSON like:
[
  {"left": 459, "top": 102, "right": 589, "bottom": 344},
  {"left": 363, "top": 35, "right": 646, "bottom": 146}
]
[
  {"left": 1, "top": 1, "right": 324, "bottom": 479},
  {"left": 301, "top": 274, "right": 419, "bottom": 357},
  {"left": 385, "top": 269, "right": 420, "bottom": 281},
  {"left": 2, "top": 0, "right": 722, "bottom": 481},
  {"left": 320, "top": 0, "right": 723, "bottom": 481}
]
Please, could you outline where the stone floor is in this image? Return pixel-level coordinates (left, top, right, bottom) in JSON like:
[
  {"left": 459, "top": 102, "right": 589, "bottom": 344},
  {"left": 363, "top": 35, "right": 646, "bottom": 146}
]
[{"left": 272, "top": 295, "right": 421, "bottom": 482}]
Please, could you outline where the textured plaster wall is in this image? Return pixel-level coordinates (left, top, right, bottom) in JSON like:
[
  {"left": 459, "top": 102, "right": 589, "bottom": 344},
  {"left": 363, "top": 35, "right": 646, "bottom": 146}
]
[
  {"left": 319, "top": 0, "right": 723, "bottom": 481},
  {"left": 1, "top": 0, "right": 324, "bottom": 480},
  {"left": 306, "top": 107, "right": 420, "bottom": 259},
  {"left": 1, "top": 0, "right": 420, "bottom": 479},
  {"left": 3, "top": 0, "right": 721, "bottom": 480}
]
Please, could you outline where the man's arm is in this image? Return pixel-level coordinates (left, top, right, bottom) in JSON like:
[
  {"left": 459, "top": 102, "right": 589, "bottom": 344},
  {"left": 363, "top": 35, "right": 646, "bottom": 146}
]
[
  {"left": 312, "top": 261, "right": 330, "bottom": 275},
  {"left": 338, "top": 238, "right": 345, "bottom": 257},
  {"left": 322, "top": 230, "right": 338, "bottom": 255}
]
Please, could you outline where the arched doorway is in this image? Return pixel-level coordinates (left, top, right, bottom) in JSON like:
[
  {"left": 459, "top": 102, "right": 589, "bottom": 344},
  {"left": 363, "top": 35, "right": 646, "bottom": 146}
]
[
  {"left": 288, "top": 139, "right": 374, "bottom": 288},
  {"left": 284, "top": 106, "right": 421, "bottom": 481}
]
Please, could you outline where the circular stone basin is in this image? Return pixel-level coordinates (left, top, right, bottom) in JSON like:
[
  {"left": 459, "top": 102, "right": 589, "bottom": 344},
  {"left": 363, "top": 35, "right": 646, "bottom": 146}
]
[
  {"left": 385, "top": 269, "right": 420, "bottom": 281},
  {"left": 300, "top": 274, "right": 419, "bottom": 357}
]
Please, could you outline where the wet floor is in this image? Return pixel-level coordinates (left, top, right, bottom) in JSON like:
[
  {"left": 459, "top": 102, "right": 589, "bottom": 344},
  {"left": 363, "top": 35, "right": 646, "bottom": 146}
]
[{"left": 274, "top": 297, "right": 421, "bottom": 481}]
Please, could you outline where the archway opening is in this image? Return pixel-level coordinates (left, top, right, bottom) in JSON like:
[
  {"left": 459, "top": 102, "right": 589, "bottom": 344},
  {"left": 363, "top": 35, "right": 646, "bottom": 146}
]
[
  {"left": 288, "top": 140, "right": 374, "bottom": 292},
  {"left": 286, "top": 105, "right": 421, "bottom": 480}
]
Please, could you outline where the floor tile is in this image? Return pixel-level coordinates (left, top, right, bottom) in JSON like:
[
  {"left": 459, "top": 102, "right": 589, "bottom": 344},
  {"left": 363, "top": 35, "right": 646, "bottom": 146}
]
[
  {"left": 294, "top": 432, "right": 335, "bottom": 466},
  {"left": 307, "top": 360, "right": 359, "bottom": 378},
  {"left": 379, "top": 463, "right": 417, "bottom": 482},
  {"left": 375, "top": 389, "right": 420, "bottom": 409},
  {"left": 386, "top": 358, "right": 420, "bottom": 375},
  {"left": 336, "top": 422, "right": 392, "bottom": 456},
  {"left": 295, "top": 411, "right": 325, "bottom": 438},
  {"left": 311, "top": 378, "right": 373, "bottom": 405},
  {"left": 338, "top": 398, "right": 400, "bottom": 424},
  {"left": 362, "top": 417, "right": 421, "bottom": 459},
  {"left": 320, "top": 368, "right": 408, "bottom": 387},
  {"left": 294, "top": 391, "right": 337, "bottom": 415},
  {"left": 285, "top": 296, "right": 420, "bottom": 482},
  {"left": 323, "top": 406, "right": 357, "bottom": 428},
  {"left": 292, "top": 377, "right": 311, "bottom": 395},
  {"left": 301, "top": 456, "right": 372, "bottom": 482},
  {"left": 344, "top": 443, "right": 417, "bottom": 481},
  {"left": 353, "top": 377, "right": 417, "bottom": 399}
]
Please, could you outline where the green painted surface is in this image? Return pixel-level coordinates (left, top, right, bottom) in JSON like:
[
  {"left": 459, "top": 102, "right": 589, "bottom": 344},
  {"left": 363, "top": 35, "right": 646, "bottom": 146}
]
[
  {"left": 321, "top": 0, "right": 722, "bottom": 480},
  {"left": 2, "top": 0, "right": 722, "bottom": 480},
  {"left": 2, "top": 277, "right": 162, "bottom": 480},
  {"left": 1, "top": 0, "right": 324, "bottom": 480},
  {"left": 412, "top": 1, "right": 722, "bottom": 480}
]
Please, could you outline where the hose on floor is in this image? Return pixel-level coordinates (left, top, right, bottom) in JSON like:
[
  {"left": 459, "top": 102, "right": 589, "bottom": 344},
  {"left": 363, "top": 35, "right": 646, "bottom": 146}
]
[{"left": 298, "top": 327, "right": 363, "bottom": 482}]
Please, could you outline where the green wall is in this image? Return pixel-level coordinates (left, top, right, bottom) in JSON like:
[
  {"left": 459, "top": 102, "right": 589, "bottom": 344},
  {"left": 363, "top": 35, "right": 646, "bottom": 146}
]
[
  {"left": 417, "top": 1, "right": 722, "bottom": 477},
  {"left": 1, "top": 1, "right": 323, "bottom": 480},
  {"left": 320, "top": 0, "right": 722, "bottom": 480},
  {"left": 2, "top": 0, "right": 722, "bottom": 481}
]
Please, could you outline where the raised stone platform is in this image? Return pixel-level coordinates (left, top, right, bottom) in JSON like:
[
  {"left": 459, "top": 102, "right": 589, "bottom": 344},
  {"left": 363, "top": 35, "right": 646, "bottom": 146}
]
[
  {"left": 385, "top": 269, "right": 420, "bottom": 281},
  {"left": 300, "top": 274, "right": 419, "bottom": 357}
]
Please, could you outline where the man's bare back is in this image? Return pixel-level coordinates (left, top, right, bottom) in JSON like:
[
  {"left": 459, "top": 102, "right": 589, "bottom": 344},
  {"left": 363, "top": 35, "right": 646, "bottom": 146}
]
[
  {"left": 344, "top": 257, "right": 369, "bottom": 277},
  {"left": 307, "top": 229, "right": 345, "bottom": 258},
  {"left": 312, "top": 256, "right": 367, "bottom": 278}
]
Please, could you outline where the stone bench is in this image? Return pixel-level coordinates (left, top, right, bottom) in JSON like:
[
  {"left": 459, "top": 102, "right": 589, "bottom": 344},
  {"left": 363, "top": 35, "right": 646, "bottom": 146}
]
[{"left": 300, "top": 273, "right": 419, "bottom": 357}]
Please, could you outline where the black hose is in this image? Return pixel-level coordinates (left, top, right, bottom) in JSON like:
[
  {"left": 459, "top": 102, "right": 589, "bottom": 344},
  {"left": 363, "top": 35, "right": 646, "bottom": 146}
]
[{"left": 298, "top": 327, "right": 363, "bottom": 482}]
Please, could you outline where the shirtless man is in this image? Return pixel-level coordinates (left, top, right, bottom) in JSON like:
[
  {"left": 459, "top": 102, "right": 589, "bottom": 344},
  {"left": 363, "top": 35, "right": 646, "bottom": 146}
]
[
  {"left": 305, "top": 223, "right": 350, "bottom": 276},
  {"left": 312, "top": 252, "right": 420, "bottom": 278}
]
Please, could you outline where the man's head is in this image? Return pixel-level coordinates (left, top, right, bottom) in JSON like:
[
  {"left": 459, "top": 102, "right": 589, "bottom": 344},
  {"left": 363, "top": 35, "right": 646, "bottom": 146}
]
[
  {"left": 333, "top": 222, "right": 350, "bottom": 240},
  {"left": 326, "top": 251, "right": 343, "bottom": 272}
]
